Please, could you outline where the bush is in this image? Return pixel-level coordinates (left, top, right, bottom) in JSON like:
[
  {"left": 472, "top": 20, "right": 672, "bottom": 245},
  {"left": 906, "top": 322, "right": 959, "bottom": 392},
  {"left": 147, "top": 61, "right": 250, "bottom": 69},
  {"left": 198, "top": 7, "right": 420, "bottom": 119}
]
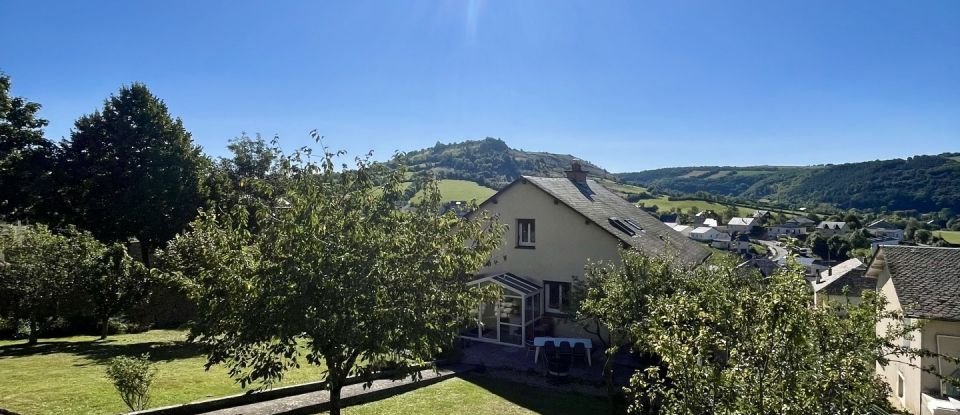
[{"left": 105, "top": 353, "right": 157, "bottom": 411}]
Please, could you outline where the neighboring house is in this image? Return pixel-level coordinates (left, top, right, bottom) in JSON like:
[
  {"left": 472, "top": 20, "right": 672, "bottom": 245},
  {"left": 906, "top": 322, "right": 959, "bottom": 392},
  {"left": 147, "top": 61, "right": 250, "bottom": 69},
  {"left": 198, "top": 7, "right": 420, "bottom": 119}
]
[
  {"left": 769, "top": 221, "right": 806, "bottom": 238},
  {"left": 873, "top": 246, "right": 960, "bottom": 414},
  {"left": 731, "top": 232, "right": 751, "bottom": 254},
  {"left": 672, "top": 224, "right": 694, "bottom": 237},
  {"left": 727, "top": 217, "right": 757, "bottom": 234},
  {"left": 871, "top": 237, "right": 902, "bottom": 251},
  {"left": 702, "top": 218, "right": 719, "bottom": 228},
  {"left": 464, "top": 162, "right": 710, "bottom": 347},
  {"left": 867, "top": 219, "right": 906, "bottom": 242},
  {"left": 690, "top": 226, "right": 720, "bottom": 242},
  {"left": 781, "top": 256, "right": 831, "bottom": 278},
  {"left": 808, "top": 258, "right": 871, "bottom": 306},
  {"left": 752, "top": 210, "right": 772, "bottom": 225},
  {"left": 815, "top": 221, "right": 849, "bottom": 237},
  {"left": 710, "top": 232, "right": 732, "bottom": 249}
]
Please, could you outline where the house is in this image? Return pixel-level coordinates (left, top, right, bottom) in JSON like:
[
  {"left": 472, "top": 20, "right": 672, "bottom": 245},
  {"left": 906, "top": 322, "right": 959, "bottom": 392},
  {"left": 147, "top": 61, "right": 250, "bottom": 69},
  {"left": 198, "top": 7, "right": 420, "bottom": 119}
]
[
  {"left": 689, "top": 226, "right": 720, "bottom": 242},
  {"left": 873, "top": 246, "right": 960, "bottom": 414},
  {"left": 671, "top": 224, "right": 694, "bottom": 237},
  {"left": 727, "top": 217, "right": 757, "bottom": 234},
  {"left": 808, "top": 258, "right": 871, "bottom": 306},
  {"left": 815, "top": 221, "right": 849, "bottom": 237},
  {"left": 710, "top": 232, "right": 732, "bottom": 249},
  {"left": 769, "top": 221, "right": 806, "bottom": 238},
  {"left": 702, "top": 218, "right": 719, "bottom": 228},
  {"left": 752, "top": 210, "right": 773, "bottom": 225},
  {"left": 464, "top": 162, "right": 710, "bottom": 346},
  {"left": 691, "top": 210, "right": 721, "bottom": 227},
  {"left": 867, "top": 219, "right": 905, "bottom": 242}
]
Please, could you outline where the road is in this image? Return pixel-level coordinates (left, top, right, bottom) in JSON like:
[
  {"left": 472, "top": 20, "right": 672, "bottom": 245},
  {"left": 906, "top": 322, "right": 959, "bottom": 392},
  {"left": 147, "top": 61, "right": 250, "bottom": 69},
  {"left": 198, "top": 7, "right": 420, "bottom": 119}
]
[{"left": 756, "top": 239, "right": 789, "bottom": 261}]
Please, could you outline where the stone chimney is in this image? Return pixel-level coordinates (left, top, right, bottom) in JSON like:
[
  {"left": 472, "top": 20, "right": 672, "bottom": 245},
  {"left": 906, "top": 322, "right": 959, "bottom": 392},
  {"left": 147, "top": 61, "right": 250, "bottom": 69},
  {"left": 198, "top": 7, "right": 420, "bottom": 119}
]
[{"left": 565, "top": 160, "right": 587, "bottom": 183}]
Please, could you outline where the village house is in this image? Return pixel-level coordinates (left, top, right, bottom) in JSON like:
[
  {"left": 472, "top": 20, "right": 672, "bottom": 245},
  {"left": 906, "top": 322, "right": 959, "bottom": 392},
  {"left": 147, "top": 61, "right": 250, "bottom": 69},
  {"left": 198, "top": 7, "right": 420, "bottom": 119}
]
[
  {"left": 464, "top": 162, "right": 710, "bottom": 347},
  {"left": 815, "top": 221, "right": 849, "bottom": 237},
  {"left": 689, "top": 226, "right": 720, "bottom": 242},
  {"left": 769, "top": 221, "right": 807, "bottom": 238},
  {"left": 808, "top": 258, "right": 871, "bottom": 306},
  {"left": 727, "top": 217, "right": 757, "bottom": 234},
  {"left": 867, "top": 219, "right": 906, "bottom": 242},
  {"left": 752, "top": 209, "right": 772, "bottom": 225},
  {"left": 873, "top": 246, "right": 960, "bottom": 414}
]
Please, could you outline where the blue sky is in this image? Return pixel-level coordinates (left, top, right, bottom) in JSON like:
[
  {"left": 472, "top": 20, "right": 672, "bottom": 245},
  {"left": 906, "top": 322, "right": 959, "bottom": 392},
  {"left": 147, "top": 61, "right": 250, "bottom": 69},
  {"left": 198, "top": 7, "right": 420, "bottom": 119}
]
[{"left": 2, "top": 1, "right": 958, "bottom": 172}]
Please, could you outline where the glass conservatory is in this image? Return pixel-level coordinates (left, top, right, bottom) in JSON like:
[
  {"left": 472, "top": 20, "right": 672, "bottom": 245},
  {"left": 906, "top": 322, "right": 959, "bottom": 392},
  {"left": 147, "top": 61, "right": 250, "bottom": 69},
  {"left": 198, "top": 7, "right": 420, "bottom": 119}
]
[{"left": 461, "top": 273, "right": 543, "bottom": 346}]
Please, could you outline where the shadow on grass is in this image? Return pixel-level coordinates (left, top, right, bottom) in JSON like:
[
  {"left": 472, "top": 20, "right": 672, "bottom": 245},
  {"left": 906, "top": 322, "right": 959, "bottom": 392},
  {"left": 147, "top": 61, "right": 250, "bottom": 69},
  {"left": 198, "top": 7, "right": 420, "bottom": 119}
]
[
  {"left": 458, "top": 374, "right": 611, "bottom": 415},
  {"left": 0, "top": 338, "right": 206, "bottom": 365}
]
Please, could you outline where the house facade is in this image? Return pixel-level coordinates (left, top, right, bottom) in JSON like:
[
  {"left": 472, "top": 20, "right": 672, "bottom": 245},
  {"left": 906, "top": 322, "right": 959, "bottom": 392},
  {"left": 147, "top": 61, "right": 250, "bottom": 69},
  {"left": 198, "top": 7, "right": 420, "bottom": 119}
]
[
  {"left": 727, "top": 217, "right": 756, "bottom": 234},
  {"left": 867, "top": 219, "right": 905, "bottom": 242},
  {"left": 689, "top": 226, "right": 720, "bottom": 241},
  {"left": 463, "top": 162, "right": 710, "bottom": 346},
  {"left": 872, "top": 246, "right": 960, "bottom": 414},
  {"left": 769, "top": 222, "right": 807, "bottom": 238}
]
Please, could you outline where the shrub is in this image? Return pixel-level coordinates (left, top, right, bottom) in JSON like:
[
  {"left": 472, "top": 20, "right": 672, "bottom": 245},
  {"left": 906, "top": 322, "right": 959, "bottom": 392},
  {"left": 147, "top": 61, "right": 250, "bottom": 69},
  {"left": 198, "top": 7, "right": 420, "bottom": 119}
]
[{"left": 105, "top": 353, "right": 157, "bottom": 411}]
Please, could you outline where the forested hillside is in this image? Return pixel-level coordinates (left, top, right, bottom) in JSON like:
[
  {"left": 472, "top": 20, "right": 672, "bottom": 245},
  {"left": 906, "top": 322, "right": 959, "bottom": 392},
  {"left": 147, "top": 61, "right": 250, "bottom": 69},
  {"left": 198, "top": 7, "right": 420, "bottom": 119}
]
[
  {"left": 617, "top": 154, "right": 960, "bottom": 213},
  {"left": 397, "top": 137, "right": 613, "bottom": 189}
]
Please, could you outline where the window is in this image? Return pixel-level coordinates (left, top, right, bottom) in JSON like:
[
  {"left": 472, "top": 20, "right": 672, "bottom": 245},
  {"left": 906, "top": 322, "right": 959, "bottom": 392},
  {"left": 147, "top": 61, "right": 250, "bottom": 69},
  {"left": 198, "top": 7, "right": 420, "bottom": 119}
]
[
  {"left": 517, "top": 219, "right": 536, "bottom": 247},
  {"left": 544, "top": 281, "right": 570, "bottom": 313},
  {"left": 897, "top": 371, "right": 905, "bottom": 403}
]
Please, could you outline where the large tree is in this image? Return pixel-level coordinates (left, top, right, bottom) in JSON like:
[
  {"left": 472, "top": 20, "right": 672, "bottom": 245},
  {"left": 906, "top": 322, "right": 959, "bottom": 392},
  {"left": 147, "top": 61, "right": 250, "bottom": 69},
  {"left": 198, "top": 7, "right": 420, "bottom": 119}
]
[
  {"left": 0, "top": 73, "right": 55, "bottom": 221},
  {"left": 0, "top": 225, "right": 96, "bottom": 344},
  {"left": 157, "top": 140, "right": 504, "bottom": 415},
  {"left": 59, "top": 83, "right": 205, "bottom": 261},
  {"left": 79, "top": 242, "right": 152, "bottom": 339}
]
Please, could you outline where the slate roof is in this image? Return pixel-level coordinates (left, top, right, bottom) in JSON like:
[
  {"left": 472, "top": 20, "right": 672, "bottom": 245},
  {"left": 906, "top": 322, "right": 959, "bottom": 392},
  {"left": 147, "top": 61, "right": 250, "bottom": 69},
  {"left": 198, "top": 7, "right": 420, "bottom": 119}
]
[
  {"left": 817, "top": 221, "right": 847, "bottom": 230},
  {"left": 522, "top": 176, "right": 710, "bottom": 265},
  {"left": 867, "top": 219, "right": 898, "bottom": 230},
  {"left": 811, "top": 258, "right": 872, "bottom": 296},
  {"left": 879, "top": 246, "right": 960, "bottom": 321}
]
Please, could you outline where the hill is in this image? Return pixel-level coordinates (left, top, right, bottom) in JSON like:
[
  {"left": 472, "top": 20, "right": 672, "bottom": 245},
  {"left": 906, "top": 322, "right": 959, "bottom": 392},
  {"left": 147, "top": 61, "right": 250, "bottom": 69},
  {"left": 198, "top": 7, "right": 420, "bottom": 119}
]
[
  {"left": 398, "top": 137, "right": 614, "bottom": 189},
  {"left": 617, "top": 153, "right": 960, "bottom": 213}
]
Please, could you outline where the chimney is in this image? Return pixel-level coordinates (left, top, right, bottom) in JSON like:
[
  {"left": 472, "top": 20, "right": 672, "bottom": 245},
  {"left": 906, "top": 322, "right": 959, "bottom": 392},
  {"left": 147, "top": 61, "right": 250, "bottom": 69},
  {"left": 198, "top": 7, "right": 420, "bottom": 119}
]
[{"left": 565, "top": 160, "right": 587, "bottom": 183}]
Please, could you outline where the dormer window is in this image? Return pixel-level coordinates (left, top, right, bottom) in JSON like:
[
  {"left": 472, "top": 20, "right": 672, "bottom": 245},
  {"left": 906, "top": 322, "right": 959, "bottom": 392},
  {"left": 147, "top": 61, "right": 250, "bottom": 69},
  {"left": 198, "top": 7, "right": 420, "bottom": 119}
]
[{"left": 517, "top": 219, "right": 536, "bottom": 248}]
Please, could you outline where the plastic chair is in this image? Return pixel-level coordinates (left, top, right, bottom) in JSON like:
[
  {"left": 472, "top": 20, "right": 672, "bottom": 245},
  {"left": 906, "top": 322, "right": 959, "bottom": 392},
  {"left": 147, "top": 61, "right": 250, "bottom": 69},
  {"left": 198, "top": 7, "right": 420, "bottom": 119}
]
[
  {"left": 543, "top": 341, "right": 557, "bottom": 362},
  {"left": 558, "top": 341, "right": 573, "bottom": 362},
  {"left": 573, "top": 342, "right": 587, "bottom": 364}
]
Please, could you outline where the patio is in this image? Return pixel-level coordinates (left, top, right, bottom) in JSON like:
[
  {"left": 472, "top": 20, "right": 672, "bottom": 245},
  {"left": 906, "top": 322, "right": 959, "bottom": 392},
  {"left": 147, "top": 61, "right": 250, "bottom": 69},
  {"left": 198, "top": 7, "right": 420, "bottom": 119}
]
[{"left": 460, "top": 339, "right": 604, "bottom": 384}]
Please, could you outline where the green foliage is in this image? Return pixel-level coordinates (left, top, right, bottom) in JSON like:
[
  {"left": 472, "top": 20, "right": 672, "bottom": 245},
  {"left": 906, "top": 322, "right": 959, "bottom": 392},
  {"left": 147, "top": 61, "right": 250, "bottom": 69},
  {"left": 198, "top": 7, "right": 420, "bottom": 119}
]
[
  {"left": 0, "top": 72, "right": 55, "bottom": 221},
  {"left": 805, "top": 232, "right": 829, "bottom": 259},
  {"left": 158, "top": 138, "right": 505, "bottom": 415},
  {"left": 58, "top": 83, "right": 206, "bottom": 255},
  {"left": 81, "top": 243, "right": 152, "bottom": 339},
  {"left": 105, "top": 353, "right": 157, "bottom": 411}
]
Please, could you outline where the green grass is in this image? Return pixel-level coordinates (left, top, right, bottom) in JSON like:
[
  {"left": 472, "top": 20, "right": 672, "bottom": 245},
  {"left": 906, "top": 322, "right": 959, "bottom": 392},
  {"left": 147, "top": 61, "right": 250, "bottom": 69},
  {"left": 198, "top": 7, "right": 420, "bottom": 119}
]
[
  {"left": 635, "top": 195, "right": 754, "bottom": 217},
  {"left": 597, "top": 179, "right": 647, "bottom": 195},
  {"left": 934, "top": 230, "right": 960, "bottom": 244},
  {"left": 412, "top": 179, "right": 497, "bottom": 203},
  {"left": 0, "top": 330, "right": 325, "bottom": 415},
  {"left": 338, "top": 376, "right": 609, "bottom": 415},
  {"left": 679, "top": 170, "right": 711, "bottom": 178}
]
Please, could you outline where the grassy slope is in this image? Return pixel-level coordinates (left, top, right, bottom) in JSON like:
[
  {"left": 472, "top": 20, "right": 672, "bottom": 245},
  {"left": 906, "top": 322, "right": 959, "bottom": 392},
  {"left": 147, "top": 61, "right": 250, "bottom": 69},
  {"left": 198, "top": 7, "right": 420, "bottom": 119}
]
[
  {"left": 340, "top": 376, "right": 609, "bottom": 415},
  {"left": 934, "top": 230, "right": 960, "bottom": 244},
  {"left": 412, "top": 179, "right": 497, "bottom": 203},
  {"left": 634, "top": 196, "right": 754, "bottom": 217},
  {"left": 0, "top": 330, "right": 324, "bottom": 415}
]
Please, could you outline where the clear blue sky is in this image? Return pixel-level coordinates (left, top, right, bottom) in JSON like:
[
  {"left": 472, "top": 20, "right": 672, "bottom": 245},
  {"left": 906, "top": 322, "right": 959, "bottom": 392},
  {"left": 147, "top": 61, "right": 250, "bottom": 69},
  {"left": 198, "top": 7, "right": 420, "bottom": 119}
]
[{"left": 2, "top": 1, "right": 958, "bottom": 172}]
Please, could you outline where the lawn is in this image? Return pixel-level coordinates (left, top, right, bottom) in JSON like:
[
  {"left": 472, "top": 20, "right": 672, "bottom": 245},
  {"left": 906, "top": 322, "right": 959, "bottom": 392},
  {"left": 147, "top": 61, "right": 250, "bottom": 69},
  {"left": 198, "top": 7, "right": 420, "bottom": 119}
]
[
  {"left": 337, "top": 376, "right": 609, "bottom": 415},
  {"left": 0, "top": 330, "right": 325, "bottom": 415},
  {"left": 634, "top": 195, "right": 754, "bottom": 217},
  {"left": 934, "top": 230, "right": 960, "bottom": 245},
  {"left": 412, "top": 179, "right": 497, "bottom": 203}
]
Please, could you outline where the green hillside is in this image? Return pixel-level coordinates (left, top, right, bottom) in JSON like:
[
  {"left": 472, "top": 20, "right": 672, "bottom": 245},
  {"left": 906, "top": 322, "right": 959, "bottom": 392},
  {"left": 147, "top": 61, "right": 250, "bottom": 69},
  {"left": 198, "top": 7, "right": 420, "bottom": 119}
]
[
  {"left": 411, "top": 179, "right": 497, "bottom": 203},
  {"left": 617, "top": 153, "right": 960, "bottom": 213}
]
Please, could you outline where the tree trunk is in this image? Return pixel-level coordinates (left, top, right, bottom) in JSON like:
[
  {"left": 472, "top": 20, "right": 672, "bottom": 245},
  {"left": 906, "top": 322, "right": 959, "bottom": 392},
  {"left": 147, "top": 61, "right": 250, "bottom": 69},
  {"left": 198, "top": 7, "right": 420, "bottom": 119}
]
[
  {"left": 101, "top": 315, "right": 110, "bottom": 340},
  {"left": 604, "top": 352, "right": 617, "bottom": 415},
  {"left": 328, "top": 374, "right": 343, "bottom": 415},
  {"left": 28, "top": 313, "right": 38, "bottom": 345}
]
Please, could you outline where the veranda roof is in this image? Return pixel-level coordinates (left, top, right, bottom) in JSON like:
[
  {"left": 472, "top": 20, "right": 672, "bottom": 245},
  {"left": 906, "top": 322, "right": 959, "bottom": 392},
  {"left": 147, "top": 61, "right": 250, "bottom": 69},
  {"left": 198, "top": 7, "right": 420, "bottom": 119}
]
[{"left": 469, "top": 273, "right": 541, "bottom": 296}]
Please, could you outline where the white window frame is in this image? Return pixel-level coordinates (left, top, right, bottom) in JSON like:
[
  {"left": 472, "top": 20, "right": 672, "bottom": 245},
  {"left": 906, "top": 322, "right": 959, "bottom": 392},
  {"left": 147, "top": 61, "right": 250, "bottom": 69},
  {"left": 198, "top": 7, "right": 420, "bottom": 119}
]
[
  {"left": 897, "top": 370, "right": 905, "bottom": 405},
  {"left": 544, "top": 280, "right": 570, "bottom": 314},
  {"left": 517, "top": 219, "right": 536, "bottom": 247}
]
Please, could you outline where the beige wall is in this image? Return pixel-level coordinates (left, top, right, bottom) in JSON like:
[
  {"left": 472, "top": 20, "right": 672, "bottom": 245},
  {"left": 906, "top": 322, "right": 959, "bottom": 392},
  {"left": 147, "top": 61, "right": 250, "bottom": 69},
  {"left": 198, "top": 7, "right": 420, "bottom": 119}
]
[
  {"left": 477, "top": 180, "right": 623, "bottom": 338},
  {"left": 876, "top": 264, "right": 960, "bottom": 414}
]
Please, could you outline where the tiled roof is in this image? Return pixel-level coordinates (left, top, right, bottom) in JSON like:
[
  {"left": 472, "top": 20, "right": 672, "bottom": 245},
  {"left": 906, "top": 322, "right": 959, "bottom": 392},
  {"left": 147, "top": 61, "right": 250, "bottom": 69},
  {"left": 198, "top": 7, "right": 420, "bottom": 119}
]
[
  {"left": 523, "top": 177, "right": 710, "bottom": 265},
  {"left": 811, "top": 258, "right": 872, "bottom": 295},
  {"left": 879, "top": 246, "right": 960, "bottom": 321}
]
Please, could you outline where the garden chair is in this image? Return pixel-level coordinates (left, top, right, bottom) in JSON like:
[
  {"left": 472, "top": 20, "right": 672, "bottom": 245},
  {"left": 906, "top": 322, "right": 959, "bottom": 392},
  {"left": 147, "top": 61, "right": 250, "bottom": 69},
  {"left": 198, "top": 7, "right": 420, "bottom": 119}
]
[
  {"left": 573, "top": 342, "right": 587, "bottom": 364},
  {"left": 558, "top": 341, "right": 573, "bottom": 362}
]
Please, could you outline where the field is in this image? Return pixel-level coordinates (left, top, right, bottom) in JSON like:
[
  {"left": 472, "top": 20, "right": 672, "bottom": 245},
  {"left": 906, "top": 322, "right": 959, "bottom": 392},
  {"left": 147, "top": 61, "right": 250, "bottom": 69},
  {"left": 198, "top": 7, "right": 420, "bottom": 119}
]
[
  {"left": 339, "top": 376, "right": 609, "bottom": 415},
  {"left": 0, "top": 330, "right": 324, "bottom": 415},
  {"left": 934, "top": 230, "right": 960, "bottom": 244},
  {"left": 634, "top": 195, "right": 754, "bottom": 217},
  {"left": 412, "top": 179, "right": 497, "bottom": 203}
]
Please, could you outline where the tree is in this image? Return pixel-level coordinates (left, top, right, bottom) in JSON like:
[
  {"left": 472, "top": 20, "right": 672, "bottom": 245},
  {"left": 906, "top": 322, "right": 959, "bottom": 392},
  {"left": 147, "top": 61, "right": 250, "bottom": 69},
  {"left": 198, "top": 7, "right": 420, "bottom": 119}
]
[
  {"left": 915, "top": 229, "right": 933, "bottom": 244},
  {"left": 0, "top": 225, "right": 93, "bottom": 343},
  {"left": 827, "top": 235, "right": 852, "bottom": 261},
  {"left": 105, "top": 354, "right": 157, "bottom": 411},
  {"left": 80, "top": 242, "right": 152, "bottom": 339},
  {"left": 844, "top": 213, "right": 863, "bottom": 230},
  {"left": 806, "top": 231, "right": 829, "bottom": 259},
  {"left": 597, "top": 254, "right": 953, "bottom": 414},
  {"left": 849, "top": 228, "right": 872, "bottom": 250},
  {"left": 157, "top": 140, "right": 504, "bottom": 415},
  {"left": 0, "top": 73, "right": 55, "bottom": 221},
  {"left": 574, "top": 251, "right": 690, "bottom": 412},
  {"left": 59, "top": 83, "right": 206, "bottom": 263}
]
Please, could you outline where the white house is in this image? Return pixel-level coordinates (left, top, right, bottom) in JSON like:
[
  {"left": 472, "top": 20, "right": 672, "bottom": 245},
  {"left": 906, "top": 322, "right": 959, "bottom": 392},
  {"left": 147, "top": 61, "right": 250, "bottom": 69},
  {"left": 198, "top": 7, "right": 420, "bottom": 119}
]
[
  {"left": 689, "top": 226, "right": 720, "bottom": 241},
  {"left": 867, "top": 219, "right": 905, "bottom": 242},
  {"left": 769, "top": 222, "right": 806, "bottom": 238},
  {"left": 873, "top": 246, "right": 960, "bottom": 414},
  {"left": 672, "top": 224, "right": 694, "bottom": 237},
  {"left": 815, "top": 221, "right": 849, "bottom": 237},
  {"left": 464, "top": 162, "right": 710, "bottom": 346},
  {"left": 727, "top": 217, "right": 756, "bottom": 234}
]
